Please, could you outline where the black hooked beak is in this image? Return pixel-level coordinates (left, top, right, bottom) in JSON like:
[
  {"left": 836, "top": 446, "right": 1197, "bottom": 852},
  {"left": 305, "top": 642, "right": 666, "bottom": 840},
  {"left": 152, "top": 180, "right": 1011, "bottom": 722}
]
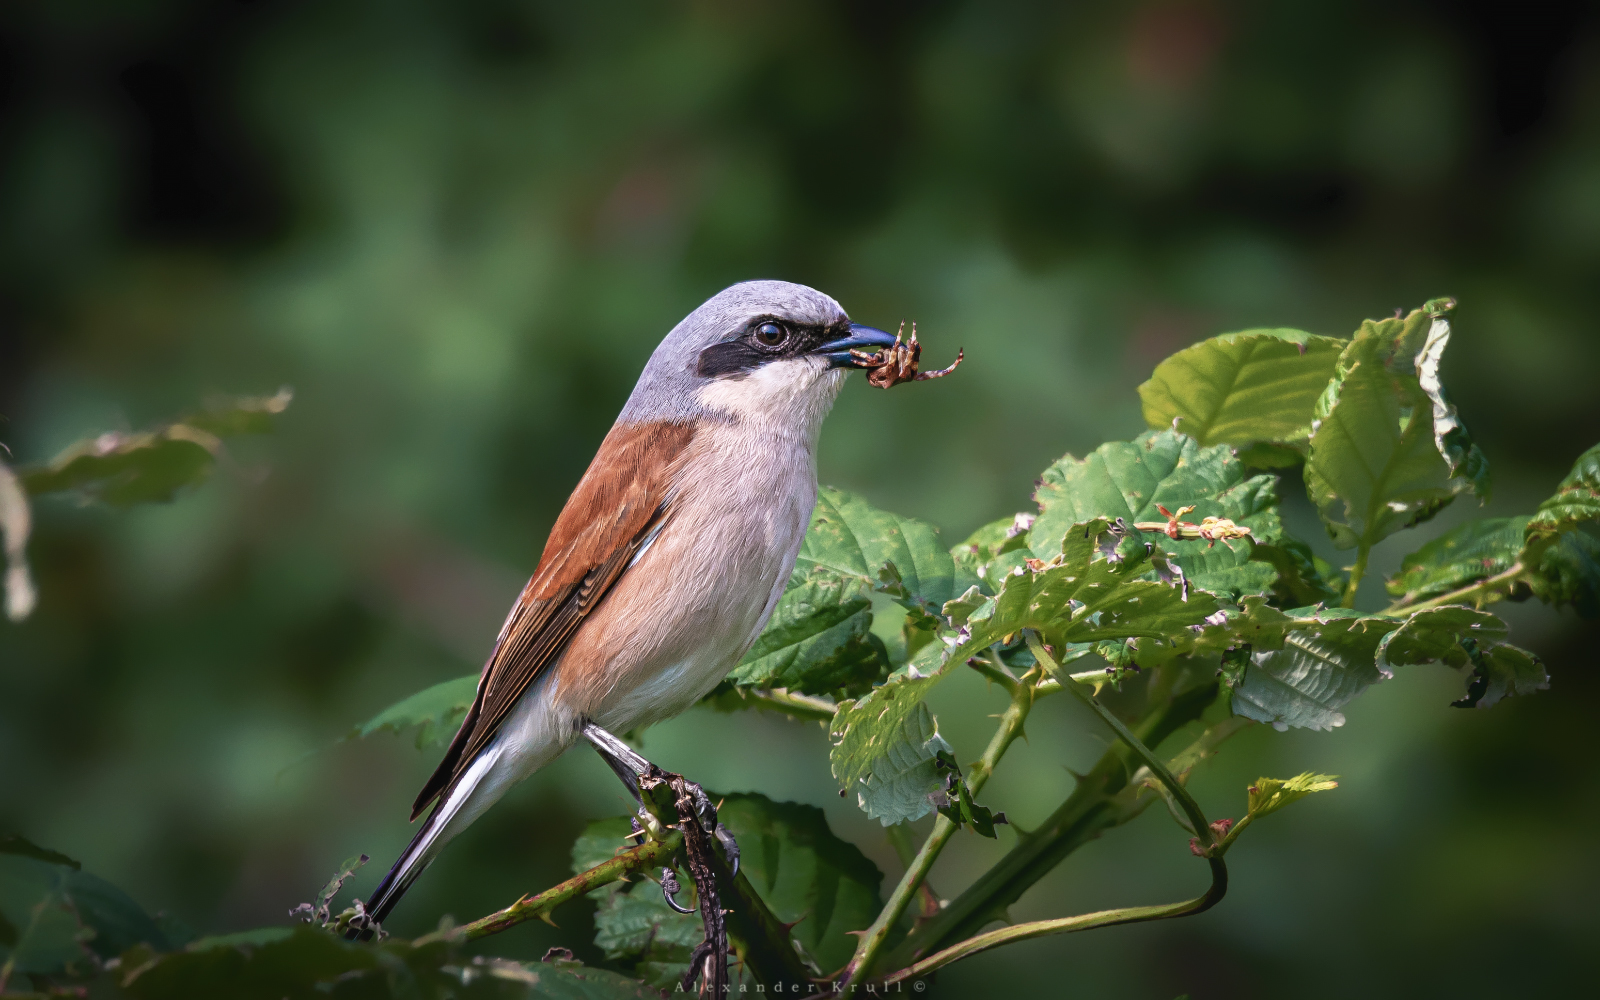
[{"left": 814, "top": 324, "right": 900, "bottom": 369}]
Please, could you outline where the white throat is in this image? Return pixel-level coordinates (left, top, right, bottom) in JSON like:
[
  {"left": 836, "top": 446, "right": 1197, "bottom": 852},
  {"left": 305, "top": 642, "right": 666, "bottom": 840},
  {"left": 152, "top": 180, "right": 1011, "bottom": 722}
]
[{"left": 694, "top": 357, "right": 846, "bottom": 444}]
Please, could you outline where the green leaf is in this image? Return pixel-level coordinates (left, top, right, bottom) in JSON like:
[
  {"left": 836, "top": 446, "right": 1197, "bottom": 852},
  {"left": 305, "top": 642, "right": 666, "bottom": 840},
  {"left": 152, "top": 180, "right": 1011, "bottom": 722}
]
[
  {"left": 1521, "top": 443, "right": 1600, "bottom": 616},
  {"left": 832, "top": 691, "right": 953, "bottom": 826},
  {"left": 1246, "top": 773, "right": 1339, "bottom": 818},
  {"left": 1152, "top": 596, "right": 1372, "bottom": 664},
  {"left": 1371, "top": 605, "right": 1546, "bottom": 708},
  {"left": 1232, "top": 630, "right": 1387, "bottom": 731},
  {"left": 1304, "top": 303, "right": 1486, "bottom": 551},
  {"left": 1525, "top": 442, "right": 1600, "bottom": 534},
  {"left": 697, "top": 681, "right": 838, "bottom": 724},
  {"left": 348, "top": 675, "right": 477, "bottom": 749},
  {"left": 1224, "top": 606, "right": 1407, "bottom": 731},
  {"left": 716, "top": 793, "right": 883, "bottom": 975},
  {"left": 1376, "top": 605, "right": 1507, "bottom": 673},
  {"left": 797, "top": 486, "right": 974, "bottom": 612},
  {"left": 18, "top": 389, "right": 294, "bottom": 506},
  {"left": 941, "top": 585, "right": 987, "bottom": 628},
  {"left": 1386, "top": 517, "right": 1530, "bottom": 604},
  {"left": 729, "top": 567, "right": 887, "bottom": 696},
  {"left": 1453, "top": 642, "right": 1549, "bottom": 709},
  {"left": 591, "top": 880, "right": 703, "bottom": 976},
  {"left": 0, "top": 837, "right": 173, "bottom": 977},
  {"left": 982, "top": 519, "right": 1222, "bottom": 651},
  {"left": 1526, "top": 525, "right": 1600, "bottom": 617},
  {"left": 180, "top": 387, "right": 295, "bottom": 437},
  {"left": 932, "top": 750, "right": 1003, "bottom": 839},
  {"left": 1030, "top": 430, "right": 1283, "bottom": 596},
  {"left": 1138, "top": 329, "right": 1344, "bottom": 448},
  {"left": 1, "top": 460, "right": 36, "bottom": 621}
]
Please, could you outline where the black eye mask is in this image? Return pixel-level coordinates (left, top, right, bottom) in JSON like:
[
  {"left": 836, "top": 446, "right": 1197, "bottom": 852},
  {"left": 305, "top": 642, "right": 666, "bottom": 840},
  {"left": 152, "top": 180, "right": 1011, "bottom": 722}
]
[{"left": 695, "top": 318, "right": 843, "bottom": 378}]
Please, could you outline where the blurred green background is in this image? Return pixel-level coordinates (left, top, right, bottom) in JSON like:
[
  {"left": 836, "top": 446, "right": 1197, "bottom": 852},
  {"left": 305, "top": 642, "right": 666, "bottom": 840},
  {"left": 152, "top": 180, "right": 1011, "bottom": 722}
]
[{"left": 2, "top": 1, "right": 1597, "bottom": 997}]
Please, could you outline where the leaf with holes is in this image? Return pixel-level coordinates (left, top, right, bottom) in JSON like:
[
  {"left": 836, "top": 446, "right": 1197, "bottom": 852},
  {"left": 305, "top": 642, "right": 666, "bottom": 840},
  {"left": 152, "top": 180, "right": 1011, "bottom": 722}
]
[
  {"left": 831, "top": 684, "right": 953, "bottom": 826},
  {"left": 832, "top": 523, "right": 1216, "bottom": 820},
  {"left": 1031, "top": 430, "right": 1283, "bottom": 597},
  {"left": 950, "top": 514, "right": 1035, "bottom": 596},
  {"left": 1376, "top": 605, "right": 1507, "bottom": 672},
  {"left": 968, "top": 522, "right": 1222, "bottom": 657},
  {"left": 1139, "top": 329, "right": 1344, "bottom": 450}
]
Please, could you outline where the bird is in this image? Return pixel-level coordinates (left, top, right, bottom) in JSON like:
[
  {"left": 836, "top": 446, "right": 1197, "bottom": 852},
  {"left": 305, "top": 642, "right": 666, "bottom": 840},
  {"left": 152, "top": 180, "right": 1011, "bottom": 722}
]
[{"left": 360, "top": 280, "right": 901, "bottom": 927}]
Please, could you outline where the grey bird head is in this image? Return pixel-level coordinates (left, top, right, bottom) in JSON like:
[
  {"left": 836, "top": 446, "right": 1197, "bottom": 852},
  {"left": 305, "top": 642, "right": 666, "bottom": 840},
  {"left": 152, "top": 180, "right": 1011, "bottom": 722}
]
[{"left": 618, "top": 280, "right": 898, "bottom": 432}]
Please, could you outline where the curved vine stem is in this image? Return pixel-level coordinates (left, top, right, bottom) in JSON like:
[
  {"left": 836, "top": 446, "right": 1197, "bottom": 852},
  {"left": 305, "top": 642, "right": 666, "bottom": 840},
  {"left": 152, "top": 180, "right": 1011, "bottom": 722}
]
[
  {"left": 879, "top": 857, "right": 1227, "bottom": 986},
  {"left": 852, "top": 634, "right": 1231, "bottom": 991}
]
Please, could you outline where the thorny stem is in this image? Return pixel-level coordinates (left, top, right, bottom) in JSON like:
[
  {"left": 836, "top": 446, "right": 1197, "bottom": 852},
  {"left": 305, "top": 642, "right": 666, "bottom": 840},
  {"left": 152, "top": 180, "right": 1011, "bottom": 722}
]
[
  {"left": 966, "top": 650, "right": 1019, "bottom": 693},
  {"left": 1342, "top": 542, "right": 1372, "bottom": 609},
  {"left": 885, "top": 822, "right": 942, "bottom": 923},
  {"left": 880, "top": 857, "right": 1227, "bottom": 986},
  {"left": 1385, "top": 562, "right": 1526, "bottom": 615},
  {"left": 418, "top": 832, "right": 685, "bottom": 943},
  {"left": 838, "top": 652, "right": 1038, "bottom": 988},
  {"left": 1026, "top": 633, "right": 1219, "bottom": 852}
]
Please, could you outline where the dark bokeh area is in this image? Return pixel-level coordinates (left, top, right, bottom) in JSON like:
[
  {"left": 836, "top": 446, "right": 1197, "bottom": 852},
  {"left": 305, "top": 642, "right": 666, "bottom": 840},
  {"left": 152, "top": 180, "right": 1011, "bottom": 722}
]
[{"left": 2, "top": 2, "right": 1597, "bottom": 997}]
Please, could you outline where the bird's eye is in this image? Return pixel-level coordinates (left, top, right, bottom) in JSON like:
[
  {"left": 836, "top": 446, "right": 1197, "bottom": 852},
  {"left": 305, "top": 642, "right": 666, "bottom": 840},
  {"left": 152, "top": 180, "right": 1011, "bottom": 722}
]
[{"left": 754, "top": 322, "right": 786, "bottom": 348}]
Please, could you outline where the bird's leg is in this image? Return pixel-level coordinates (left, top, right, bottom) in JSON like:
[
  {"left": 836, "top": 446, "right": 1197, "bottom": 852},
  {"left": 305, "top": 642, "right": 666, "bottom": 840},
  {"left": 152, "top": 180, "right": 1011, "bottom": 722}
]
[
  {"left": 581, "top": 722, "right": 737, "bottom": 996},
  {"left": 581, "top": 723, "right": 739, "bottom": 875}
]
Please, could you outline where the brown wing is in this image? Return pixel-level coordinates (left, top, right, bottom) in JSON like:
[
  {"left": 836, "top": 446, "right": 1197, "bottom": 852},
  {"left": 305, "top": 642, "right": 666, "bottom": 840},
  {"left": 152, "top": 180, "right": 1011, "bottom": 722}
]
[{"left": 410, "top": 420, "right": 696, "bottom": 820}]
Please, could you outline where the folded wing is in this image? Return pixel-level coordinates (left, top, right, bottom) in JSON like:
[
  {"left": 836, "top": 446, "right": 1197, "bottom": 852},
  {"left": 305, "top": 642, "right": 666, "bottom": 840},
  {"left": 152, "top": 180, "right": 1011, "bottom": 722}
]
[{"left": 410, "top": 420, "right": 696, "bottom": 820}]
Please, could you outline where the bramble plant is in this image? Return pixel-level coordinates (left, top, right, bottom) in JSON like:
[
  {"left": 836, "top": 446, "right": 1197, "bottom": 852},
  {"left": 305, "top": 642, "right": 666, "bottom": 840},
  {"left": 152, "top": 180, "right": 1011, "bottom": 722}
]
[{"left": 3, "top": 300, "right": 1596, "bottom": 998}]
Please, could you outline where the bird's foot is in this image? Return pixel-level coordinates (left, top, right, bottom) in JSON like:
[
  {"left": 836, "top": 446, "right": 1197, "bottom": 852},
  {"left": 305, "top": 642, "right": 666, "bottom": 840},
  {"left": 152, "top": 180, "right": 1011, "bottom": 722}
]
[{"left": 582, "top": 722, "right": 734, "bottom": 996}]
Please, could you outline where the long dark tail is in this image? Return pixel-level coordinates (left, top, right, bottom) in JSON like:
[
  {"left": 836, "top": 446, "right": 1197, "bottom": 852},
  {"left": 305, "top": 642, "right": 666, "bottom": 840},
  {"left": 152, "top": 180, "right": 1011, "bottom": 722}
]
[{"left": 355, "top": 802, "right": 444, "bottom": 937}]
